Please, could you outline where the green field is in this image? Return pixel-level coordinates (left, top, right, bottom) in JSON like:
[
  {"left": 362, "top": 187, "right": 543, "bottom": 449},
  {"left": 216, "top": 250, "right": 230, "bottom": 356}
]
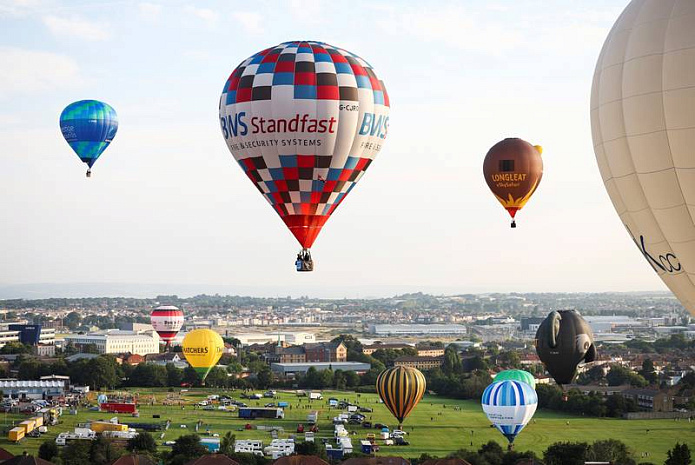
[{"left": 1, "top": 389, "right": 693, "bottom": 462}]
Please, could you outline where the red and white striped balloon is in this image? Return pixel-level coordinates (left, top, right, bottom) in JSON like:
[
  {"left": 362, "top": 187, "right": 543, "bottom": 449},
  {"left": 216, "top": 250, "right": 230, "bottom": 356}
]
[{"left": 150, "top": 305, "right": 185, "bottom": 342}]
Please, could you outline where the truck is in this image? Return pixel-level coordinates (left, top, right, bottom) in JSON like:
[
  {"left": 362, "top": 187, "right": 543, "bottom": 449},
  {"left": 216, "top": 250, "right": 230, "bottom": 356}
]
[
  {"left": 238, "top": 407, "right": 284, "bottom": 420},
  {"left": 90, "top": 421, "right": 128, "bottom": 434},
  {"left": 8, "top": 427, "right": 24, "bottom": 443},
  {"left": 309, "top": 392, "right": 323, "bottom": 400},
  {"left": 18, "top": 420, "right": 36, "bottom": 435},
  {"left": 307, "top": 411, "right": 319, "bottom": 424},
  {"left": 100, "top": 402, "right": 137, "bottom": 414}
]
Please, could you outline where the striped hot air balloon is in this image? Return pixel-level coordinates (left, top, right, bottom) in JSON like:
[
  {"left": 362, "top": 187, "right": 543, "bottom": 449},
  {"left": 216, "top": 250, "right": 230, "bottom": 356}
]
[
  {"left": 481, "top": 380, "right": 537, "bottom": 449},
  {"left": 375, "top": 366, "right": 426, "bottom": 429},
  {"left": 150, "top": 306, "right": 184, "bottom": 349},
  {"left": 493, "top": 369, "right": 536, "bottom": 390}
]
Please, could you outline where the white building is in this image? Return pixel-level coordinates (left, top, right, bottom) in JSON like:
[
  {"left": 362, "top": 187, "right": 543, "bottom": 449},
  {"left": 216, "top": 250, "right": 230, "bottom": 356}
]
[
  {"left": 65, "top": 330, "right": 159, "bottom": 355},
  {"left": 370, "top": 324, "right": 468, "bottom": 336},
  {"left": 233, "top": 332, "right": 316, "bottom": 346}
]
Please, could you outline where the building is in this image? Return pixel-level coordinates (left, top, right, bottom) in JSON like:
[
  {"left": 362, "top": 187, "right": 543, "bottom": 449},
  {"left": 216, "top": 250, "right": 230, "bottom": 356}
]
[
  {"left": 341, "top": 458, "right": 410, "bottom": 465},
  {"left": 370, "top": 324, "right": 467, "bottom": 336},
  {"left": 304, "top": 342, "right": 346, "bottom": 363},
  {"left": 0, "top": 380, "right": 66, "bottom": 400},
  {"left": 145, "top": 353, "right": 187, "bottom": 369},
  {"left": 65, "top": 331, "right": 159, "bottom": 356},
  {"left": 0, "top": 325, "right": 56, "bottom": 349},
  {"left": 622, "top": 388, "right": 674, "bottom": 412},
  {"left": 362, "top": 343, "right": 411, "bottom": 355},
  {"left": 267, "top": 346, "right": 306, "bottom": 364},
  {"left": 564, "top": 384, "right": 629, "bottom": 397},
  {"left": 519, "top": 317, "right": 545, "bottom": 332},
  {"left": 111, "top": 455, "right": 157, "bottom": 465},
  {"left": 233, "top": 332, "right": 316, "bottom": 347},
  {"left": 183, "top": 455, "right": 240, "bottom": 465},
  {"left": 394, "top": 356, "right": 444, "bottom": 370},
  {"left": 270, "top": 362, "right": 370, "bottom": 376},
  {"left": 417, "top": 346, "right": 445, "bottom": 357}
]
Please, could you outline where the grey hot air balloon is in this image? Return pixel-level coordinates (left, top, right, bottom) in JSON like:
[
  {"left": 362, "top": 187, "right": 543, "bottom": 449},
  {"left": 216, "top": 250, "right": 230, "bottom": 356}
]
[{"left": 535, "top": 310, "right": 597, "bottom": 388}]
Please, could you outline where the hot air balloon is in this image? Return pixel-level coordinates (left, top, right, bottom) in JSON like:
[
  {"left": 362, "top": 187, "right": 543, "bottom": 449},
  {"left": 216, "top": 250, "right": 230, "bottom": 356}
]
[
  {"left": 59, "top": 100, "right": 118, "bottom": 177},
  {"left": 181, "top": 329, "right": 224, "bottom": 383},
  {"left": 483, "top": 138, "right": 543, "bottom": 228},
  {"left": 150, "top": 305, "right": 185, "bottom": 350},
  {"left": 375, "top": 366, "right": 426, "bottom": 429},
  {"left": 481, "top": 380, "right": 537, "bottom": 450},
  {"left": 535, "top": 310, "right": 597, "bottom": 393},
  {"left": 218, "top": 41, "right": 390, "bottom": 271},
  {"left": 494, "top": 369, "right": 536, "bottom": 390},
  {"left": 591, "top": 0, "right": 695, "bottom": 316}
]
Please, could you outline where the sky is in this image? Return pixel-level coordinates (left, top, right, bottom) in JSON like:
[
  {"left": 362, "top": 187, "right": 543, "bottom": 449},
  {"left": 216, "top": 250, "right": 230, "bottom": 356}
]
[{"left": 0, "top": 0, "right": 661, "bottom": 299}]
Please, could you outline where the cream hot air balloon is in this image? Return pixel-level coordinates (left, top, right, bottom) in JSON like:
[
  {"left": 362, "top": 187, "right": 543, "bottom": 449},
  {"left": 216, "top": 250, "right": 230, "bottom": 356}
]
[{"left": 591, "top": 0, "right": 695, "bottom": 315}]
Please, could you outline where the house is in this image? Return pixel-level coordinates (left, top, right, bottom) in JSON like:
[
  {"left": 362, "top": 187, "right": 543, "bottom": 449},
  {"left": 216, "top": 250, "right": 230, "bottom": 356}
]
[
  {"left": 394, "top": 356, "right": 444, "bottom": 370},
  {"left": 304, "top": 342, "right": 347, "bottom": 363},
  {"left": 362, "top": 343, "right": 411, "bottom": 355},
  {"left": 421, "top": 460, "right": 472, "bottom": 465},
  {"left": 341, "top": 457, "right": 410, "bottom": 465},
  {"left": 183, "top": 455, "right": 240, "bottom": 465},
  {"left": 145, "top": 353, "right": 182, "bottom": 365},
  {"left": 272, "top": 457, "right": 329, "bottom": 465},
  {"left": 2, "top": 454, "right": 53, "bottom": 465},
  {"left": 417, "top": 346, "right": 445, "bottom": 357},
  {"left": 0, "top": 448, "right": 14, "bottom": 462},
  {"left": 110, "top": 455, "right": 157, "bottom": 465},
  {"left": 122, "top": 354, "right": 145, "bottom": 365},
  {"left": 265, "top": 345, "right": 307, "bottom": 364},
  {"left": 565, "top": 384, "right": 629, "bottom": 397},
  {"left": 621, "top": 388, "right": 674, "bottom": 412}
]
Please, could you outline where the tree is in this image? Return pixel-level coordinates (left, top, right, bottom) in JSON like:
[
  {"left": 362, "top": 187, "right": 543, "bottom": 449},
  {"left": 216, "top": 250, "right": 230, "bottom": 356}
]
[
  {"left": 127, "top": 431, "right": 158, "bottom": 455},
  {"left": 85, "top": 356, "right": 120, "bottom": 390},
  {"left": 168, "top": 434, "right": 208, "bottom": 465},
  {"left": 90, "top": 436, "right": 124, "bottom": 465},
  {"left": 219, "top": 431, "right": 236, "bottom": 456},
  {"left": 587, "top": 439, "right": 635, "bottom": 465},
  {"left": 182, "top": 366, "right": 199, "bottom": 386},
  {"left": 129, "top": 363, "right": 167, "bottom": 387},
  {"left": 39, "top": 439, "right": 59, "bottom": 461},
  {"left": 206, "top": 367, "right": 229, "bottom": 388},
  {"left": 666, "top": 443, "right": 692, "bottom": 465},
  {"left": 0, "top": 342, "right": 32, "bottom": 354},
  {"left": 255, "top": 367, "right": 272, "bottom": 389},
  {"left": 166, "top": 363, "right": 183, "bottom": 387},
  {"left": 64, "top": 311, "right": 82, "bottom": 330},
  {"left": 442, "top": 346, "right": 463, "bottom": 375},
  {"left": 544, "top": 442, "right": 590, "bottom": 465},
  {"left": 62, "top": 439, "right": 92, "bottom": 465},
  {"left": 640, "top": 359, "right": 658, "bottom": 385}
]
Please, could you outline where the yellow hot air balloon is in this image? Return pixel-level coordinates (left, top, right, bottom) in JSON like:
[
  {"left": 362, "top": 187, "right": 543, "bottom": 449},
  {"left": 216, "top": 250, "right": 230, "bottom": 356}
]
[
  {"left": 375, "top": 366, "right": 426, "bottom": 429},
  {"left": 181, "top": 329, "right": 224, "bottom": 382}
]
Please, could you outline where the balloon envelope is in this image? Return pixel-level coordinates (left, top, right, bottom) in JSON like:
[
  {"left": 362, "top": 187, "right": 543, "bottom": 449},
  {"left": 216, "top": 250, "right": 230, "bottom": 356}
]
[
  {"left": 481, "top": 380, "right": 537, "bottom": 444},
  {"left": 375, "top": 366, "right": 426, "bottom": 426},
  {"left": 181, "top": 329, "right": 224, "bottom": 381},
  {"left": 218, "top": 41, "right": 390, "bottom": 248},
  {"left": 494, "top": 369, "right": 536, "bottom": 390},
  {"left": 60, "top": 100, "right": 118, "bottom": 169},
  {"left": 535, "top": 310, "right": 597, "bottom": 386},
  {"left": 150, "top": 305, "right": 185, "bottom": 343},
  {"left": 591, "top": 0, "right": 695, "bottom": 315},
  {"left": 483, "top": 138, "right": 543, "bottom": 222}
]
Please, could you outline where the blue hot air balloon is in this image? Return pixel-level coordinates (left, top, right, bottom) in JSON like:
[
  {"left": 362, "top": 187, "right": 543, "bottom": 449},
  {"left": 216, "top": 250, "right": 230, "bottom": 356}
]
[
  {"left": 60, "top": 100, "right": 118, "bottom": 177},
  {"left": 481, "top": 380, "right": 537, "bottom": 449}
]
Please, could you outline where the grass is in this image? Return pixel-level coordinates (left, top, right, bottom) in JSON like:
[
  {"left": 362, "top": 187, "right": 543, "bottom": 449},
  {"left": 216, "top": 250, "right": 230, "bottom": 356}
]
[{"left": 1, "top": 388, "right": 692, "bottom": 462}]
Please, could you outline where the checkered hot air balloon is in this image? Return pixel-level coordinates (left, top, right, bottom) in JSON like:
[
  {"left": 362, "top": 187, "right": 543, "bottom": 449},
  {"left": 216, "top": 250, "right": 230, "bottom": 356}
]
[
  {"left": 218, "top": 41, "right": 390, "bottom": 271},
  {"left": 150, "top": 306, "right": 184, "bottom": 349},
  {"left": 481, "top": 380, "right": 537, "bottom": 449},
  {"left": 59, "top": 100, "right": 118, "bottom": 177}
]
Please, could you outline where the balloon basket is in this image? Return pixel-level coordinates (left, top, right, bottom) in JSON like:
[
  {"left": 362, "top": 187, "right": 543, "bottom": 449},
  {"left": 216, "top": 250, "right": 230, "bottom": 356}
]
[
  {"left": 295, "top": 248, "right": 314, "bottom": 272},
  {"left": 511, "top": 220, "right": 516, "bottom": 228},
  {"left": 86, "top": 169, "right": 92, "bottom": 178}
]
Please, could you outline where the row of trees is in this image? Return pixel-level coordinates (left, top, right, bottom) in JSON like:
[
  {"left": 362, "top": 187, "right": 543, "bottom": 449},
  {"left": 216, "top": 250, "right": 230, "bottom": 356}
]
[
  {"left": 36, "top": 433, "right": 693, "bottom": 465},
  {"left": 536, "top": 384, "right": 638, "bottom": 418}
]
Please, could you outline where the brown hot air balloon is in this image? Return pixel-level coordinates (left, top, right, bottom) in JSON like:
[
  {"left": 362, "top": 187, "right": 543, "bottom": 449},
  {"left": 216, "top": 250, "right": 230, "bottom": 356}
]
[{"left": 483, "top": 138, "right": 543, "bottom": 228}]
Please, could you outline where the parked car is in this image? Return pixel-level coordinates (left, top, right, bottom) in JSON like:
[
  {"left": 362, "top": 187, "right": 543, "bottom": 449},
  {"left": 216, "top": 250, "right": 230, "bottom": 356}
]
[
  {"left": 348, "top": 419, "right": 361, "bottom": 425},
  {"left": 374, "top": 423, "right": 387, "bottom": 430},
  {"left": 362, "top": 422, "right": 372, "bottom": 428},
  {"left": 359, "top": 407, "right": 373, "bottom": 413},
  {"left": 394, "top": 437, "right": 410, "bottom": 446}
]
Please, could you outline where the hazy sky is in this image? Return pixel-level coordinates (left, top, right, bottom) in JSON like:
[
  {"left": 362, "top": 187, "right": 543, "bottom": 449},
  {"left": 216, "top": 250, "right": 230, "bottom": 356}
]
[{"left": 1, "top": 0, "right": 659, "bottom": 298}]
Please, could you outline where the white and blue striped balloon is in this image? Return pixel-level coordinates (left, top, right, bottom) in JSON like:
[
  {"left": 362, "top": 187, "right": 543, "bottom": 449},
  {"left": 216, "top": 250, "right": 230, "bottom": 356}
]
[{"left": 481, "top": 380, "right": 538, "bottom": 444}]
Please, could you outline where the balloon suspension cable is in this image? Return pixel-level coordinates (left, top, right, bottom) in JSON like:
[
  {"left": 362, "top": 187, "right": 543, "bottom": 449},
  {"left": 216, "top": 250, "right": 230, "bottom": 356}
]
[
  {"left": 511, "top": 219, "right": 516, "bottom": 228},
  {"left": 86, "top": 169, "right": 92, "bottom": 178}
]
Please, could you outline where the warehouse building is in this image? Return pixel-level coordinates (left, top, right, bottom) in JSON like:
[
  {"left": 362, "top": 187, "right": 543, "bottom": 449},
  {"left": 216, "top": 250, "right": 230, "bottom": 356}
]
[
  {"left": 270, "top": 362, "right": 370, "bottom": 376},
  {"left": 369, "top": 324, "right": 467, "bottom": 336},
  {"left": 0, "top": 380, "right": 66, "bottom": 400},
  {"left": 65, "top": 330, "right": 159, "bottom": 355}
]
